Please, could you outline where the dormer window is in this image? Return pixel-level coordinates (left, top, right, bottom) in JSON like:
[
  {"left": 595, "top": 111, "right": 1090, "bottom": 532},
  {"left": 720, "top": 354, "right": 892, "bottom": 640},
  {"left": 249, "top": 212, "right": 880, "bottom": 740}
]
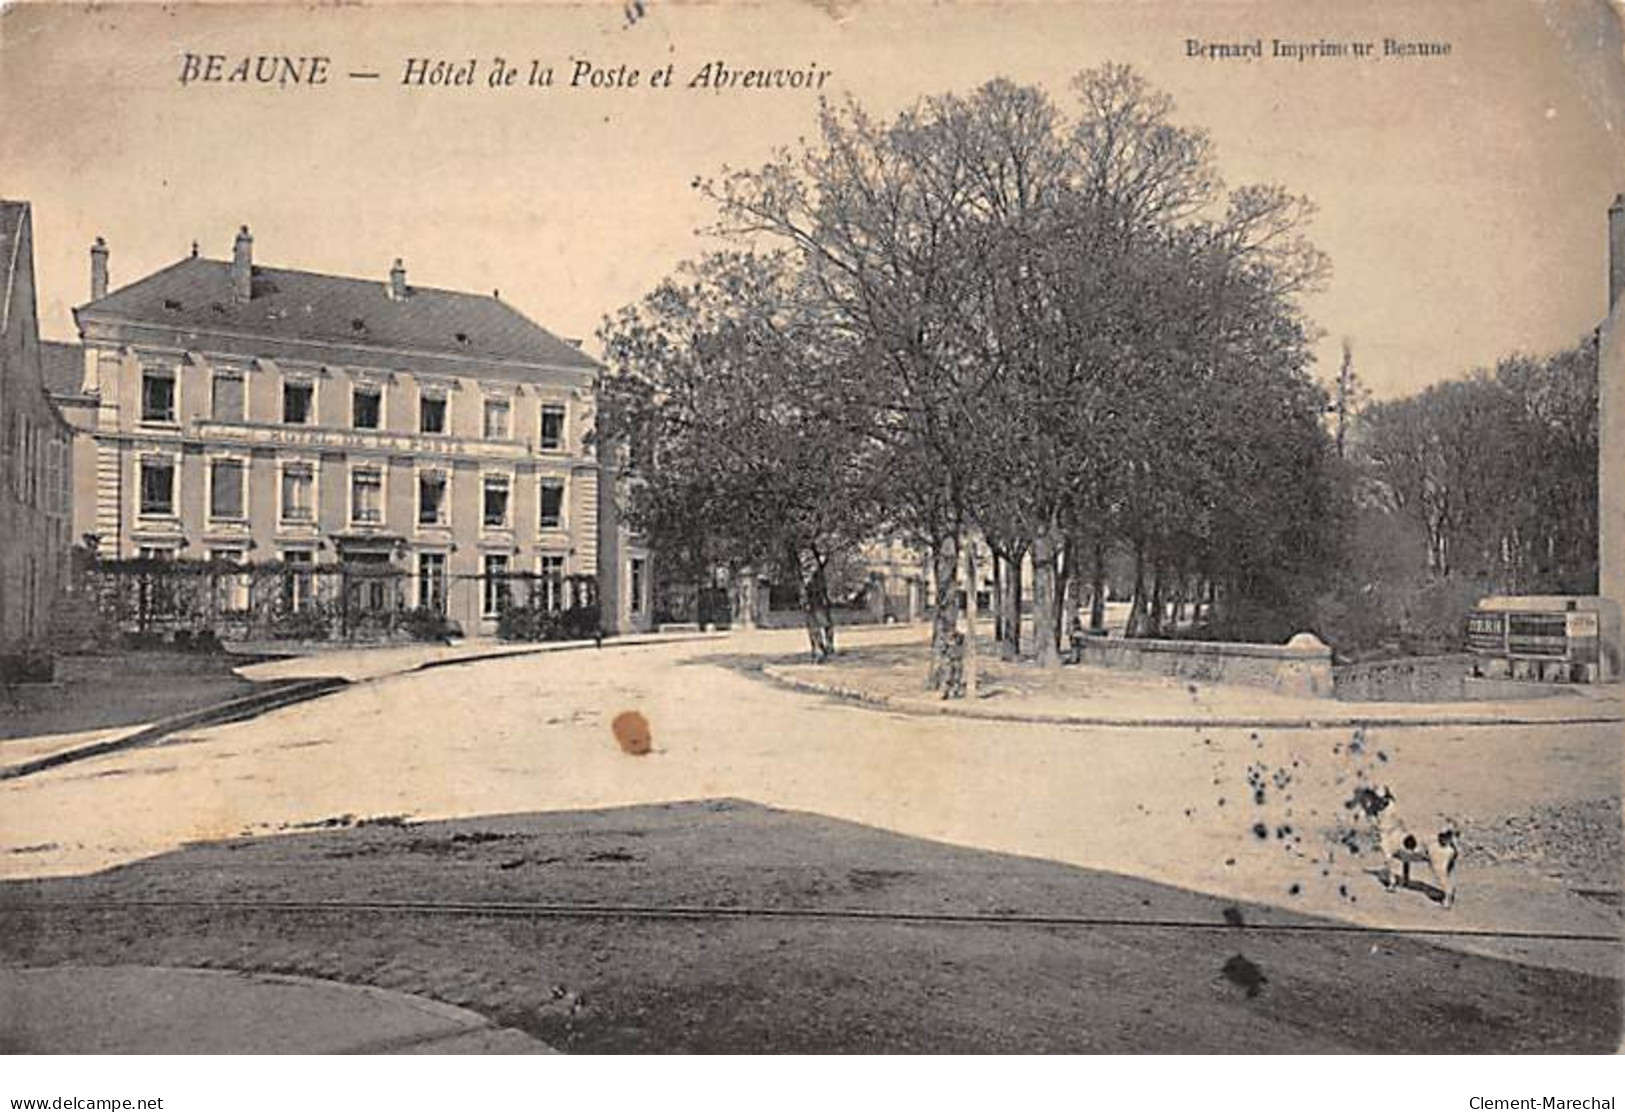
[
  {"left": 454, "top": 332, "right": 470, "bottom": 345},
  {"left": 351, "top": 318, "right": 367, "bottom": 333},
  {"left": 163, "top": 298, "right": 183, "bottom": 312}
]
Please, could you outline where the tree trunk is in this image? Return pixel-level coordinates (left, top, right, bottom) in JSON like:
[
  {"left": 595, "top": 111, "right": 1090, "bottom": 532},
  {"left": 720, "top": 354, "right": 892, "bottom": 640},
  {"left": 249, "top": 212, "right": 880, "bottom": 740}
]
[
  {"left": 997, "top": 548, "right": 1024, "bottom": 661},
  {"left": 734, "top": 569, "right": 758, "bottom": 630},
  {"left": 962, "top": 541, "right": 979, "bottom": 698},
  {"left": 1125, "top": 540, "right": 1147, "bottom": 638},
  {"left": 1089, "top": 539, "right": 1107, "bottom": 634},
  {"left": 991, "top": 553, "right": 1005, "bottom": 645},
  {"left": 1060, "top": 533, "right": 1084, "bottom": 647},
  {"left": 801, "top": 555, "right": 836, "bottom": 663},
  {"left": 927, "top": 533, "right": 961, "bottom": 690},
  {"left": 1147, "top": 553, "right": 1165, "bottom": 638},
  {"left": 1032, "top": 528, "right": 1063, "bottom": 669}
]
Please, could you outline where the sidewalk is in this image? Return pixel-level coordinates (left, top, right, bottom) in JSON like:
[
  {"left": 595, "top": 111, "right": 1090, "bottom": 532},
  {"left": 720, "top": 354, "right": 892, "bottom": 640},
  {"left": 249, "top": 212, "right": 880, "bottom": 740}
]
[
  {"left": 762, "top": 654, "right": 1625, "bottom": 729},
  {"left": 0, "top": 965, "right": 552, "bottom": 1053}
]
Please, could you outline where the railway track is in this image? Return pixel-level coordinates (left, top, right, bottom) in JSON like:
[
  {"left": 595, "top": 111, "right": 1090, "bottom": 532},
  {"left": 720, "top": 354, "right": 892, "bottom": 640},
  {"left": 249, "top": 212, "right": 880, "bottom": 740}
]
[{"left": 1, "top": 896, "right": 1619, "bottom": 946}]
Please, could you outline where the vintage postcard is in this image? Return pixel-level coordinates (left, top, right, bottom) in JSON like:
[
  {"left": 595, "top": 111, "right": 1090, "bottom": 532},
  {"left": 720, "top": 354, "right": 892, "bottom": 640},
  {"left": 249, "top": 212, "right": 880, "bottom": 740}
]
[{"left": 0, "top": 0, "right": 1621, "bottom": 1084}]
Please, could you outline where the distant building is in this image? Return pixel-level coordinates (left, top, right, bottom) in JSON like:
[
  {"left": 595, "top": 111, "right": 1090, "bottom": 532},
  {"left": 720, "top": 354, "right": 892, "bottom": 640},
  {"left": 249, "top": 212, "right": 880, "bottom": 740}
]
[
  {"left": 1592, "top": 194, "right": 1624, "bottom": 680},
  {"left": 41, "top": 338, "right": 97, "bottom": 546},
  {"left": 0, "top": 200, "right": 75, "bottom": 658},
  {"left": 68, "top": 225, "right": 648, "bottom": 636},
  {"left": 1601, "top": 195, "right": 1624, "bottom": 630}
]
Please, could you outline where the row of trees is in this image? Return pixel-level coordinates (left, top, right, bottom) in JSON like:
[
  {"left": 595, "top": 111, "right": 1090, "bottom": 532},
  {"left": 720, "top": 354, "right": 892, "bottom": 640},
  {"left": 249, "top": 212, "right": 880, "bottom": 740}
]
[
  {"left": 600, "top": 64, "right": 1342, "bottom": 678},
  {"left": 1319, "top": 335, "right": 1599, "bottom": 655},
  {"left": 1357, "top": 336, "right": 1597, "bottom": 592}
]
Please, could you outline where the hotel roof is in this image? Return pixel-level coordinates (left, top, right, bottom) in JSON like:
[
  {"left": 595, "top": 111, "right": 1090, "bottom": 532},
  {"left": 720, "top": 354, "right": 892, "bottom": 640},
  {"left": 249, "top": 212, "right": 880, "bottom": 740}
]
[{"left": 77, "top": 254, "right": 599, "bottom": 381}]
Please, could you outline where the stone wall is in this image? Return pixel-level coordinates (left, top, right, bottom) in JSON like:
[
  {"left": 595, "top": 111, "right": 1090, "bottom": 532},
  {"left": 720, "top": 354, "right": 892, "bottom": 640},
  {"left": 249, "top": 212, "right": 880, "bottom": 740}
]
[
  {"left": 1330, "top": 653, "right": 1579, "bottom": 702},
  {"left": 1332, "top": 654, "right": 1474, "bottom": 702},
  {"left": 1072, "top": 632, "right": 1334, "bottom": 699}
]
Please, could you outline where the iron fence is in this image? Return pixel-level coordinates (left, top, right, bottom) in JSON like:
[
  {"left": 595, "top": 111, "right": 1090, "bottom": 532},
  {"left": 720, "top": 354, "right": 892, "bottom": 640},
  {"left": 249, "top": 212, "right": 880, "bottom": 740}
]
[{"left": 79, "top": 558, "right": 598, "bottom": 645}]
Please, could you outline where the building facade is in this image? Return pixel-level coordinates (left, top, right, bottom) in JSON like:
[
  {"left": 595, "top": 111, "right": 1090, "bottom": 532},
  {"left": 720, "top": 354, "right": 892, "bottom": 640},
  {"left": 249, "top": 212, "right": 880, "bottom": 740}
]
[
  {"left": 1600, "top": 194, "right": 1624, "bottom": 634},
  {"left": 69, "top": 226, "right": 645, "bottom": 636},
  {"left": 0, "top": 200, "right": 75, "bottom": 661}
]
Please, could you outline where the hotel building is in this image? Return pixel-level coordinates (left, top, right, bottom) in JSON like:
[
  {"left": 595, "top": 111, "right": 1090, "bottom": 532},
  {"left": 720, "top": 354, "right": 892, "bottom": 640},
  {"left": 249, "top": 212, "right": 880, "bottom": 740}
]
[{"left": 67, "top": 226, "right": 650, "bottom": 635}]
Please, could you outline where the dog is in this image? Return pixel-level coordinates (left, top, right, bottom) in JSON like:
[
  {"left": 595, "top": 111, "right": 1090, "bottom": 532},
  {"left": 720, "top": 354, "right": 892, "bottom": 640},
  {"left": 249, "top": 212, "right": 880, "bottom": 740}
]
[{"left": 1352, "top": 786, "right": 1460, "bottom": 908}]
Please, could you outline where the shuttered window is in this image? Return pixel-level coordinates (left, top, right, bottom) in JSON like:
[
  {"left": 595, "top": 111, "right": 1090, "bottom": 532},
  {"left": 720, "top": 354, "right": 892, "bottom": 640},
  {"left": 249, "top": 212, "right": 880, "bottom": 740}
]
[
  {"left": 210, "top": 458, "right": 245, "bottom": 519},
  {"left": 212, "top": 374, "right": 245, "bottom": 422}
]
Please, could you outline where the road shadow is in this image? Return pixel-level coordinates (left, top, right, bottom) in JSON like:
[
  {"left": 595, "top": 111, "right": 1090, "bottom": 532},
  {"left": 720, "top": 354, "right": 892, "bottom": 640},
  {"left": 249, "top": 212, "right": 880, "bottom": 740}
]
[{"left": 0, "top": 799, "right": 1617, "bottom": 1053}]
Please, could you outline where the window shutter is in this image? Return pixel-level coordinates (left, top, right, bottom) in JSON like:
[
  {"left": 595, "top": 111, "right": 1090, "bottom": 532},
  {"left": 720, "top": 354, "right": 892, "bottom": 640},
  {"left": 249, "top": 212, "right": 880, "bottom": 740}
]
[
  {"left": 211, "top": 459, "right": 244, "bottom": 518},
  {"left": 213, "top": 375, "right": 245, "bottom": 422}
]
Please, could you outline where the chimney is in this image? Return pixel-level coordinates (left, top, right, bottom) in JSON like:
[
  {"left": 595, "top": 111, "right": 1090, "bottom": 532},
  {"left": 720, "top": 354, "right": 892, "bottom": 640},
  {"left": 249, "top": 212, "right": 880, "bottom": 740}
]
[
  {"left": 232, "top": 225, "right": 253, "bottom": 302},
  {"left": 89, "top": 237, "right": 109, "bottom": 301},
  {"left": 389, "top": 258, "right": 408, "bottom": 301},
  {"left": 1610, "top": 194, "right": 1625, "bottom": 313}
]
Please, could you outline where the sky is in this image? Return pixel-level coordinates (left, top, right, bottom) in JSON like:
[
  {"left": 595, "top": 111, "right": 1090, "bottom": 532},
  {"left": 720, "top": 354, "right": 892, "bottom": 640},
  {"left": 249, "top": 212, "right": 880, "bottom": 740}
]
[{"left": 2, "top": 0, "right": 1622, "bottom": 399}]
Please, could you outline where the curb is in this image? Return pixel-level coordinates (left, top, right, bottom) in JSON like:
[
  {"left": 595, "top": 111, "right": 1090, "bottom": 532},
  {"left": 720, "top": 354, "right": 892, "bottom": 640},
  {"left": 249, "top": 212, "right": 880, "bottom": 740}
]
[
  {"left": 227, "top": 629, "right": 734, "bottom": 682},
  {"left": 0, "top": 677, "right": 350, "bottom": 782},
  {"left": 758, "top": 664, "right": 1625, "bottom": 731},
  {"left": 407, "top": 629, "right": 731, "bottom": 676}
]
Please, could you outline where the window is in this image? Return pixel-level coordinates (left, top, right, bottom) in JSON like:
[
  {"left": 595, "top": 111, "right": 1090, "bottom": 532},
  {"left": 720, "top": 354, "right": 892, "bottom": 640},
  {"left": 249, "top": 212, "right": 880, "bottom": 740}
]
[
  {"left": 209, "top": 458, "right": 246, "bottom": 520},
  {"left": 539, "top": 404, "right": 565, "bottom": 451},
  {"left": 483, "top": 398, "right": 510, "bottom": 440},
  {"left": 420, "top": 393, "right": 447, "bottom": 434},
  {"left": 418, "top": 471, "right": 448, "bottom": 526},
  {"left": 538, "top": 480, "right": 565, "bottom": 530},
  {"left": 353, "top": 386, "right": 382, "bottom": 430},
  {"left": 540, "top": 554, "right": 565, "bottom": 612},
  {"left": 483, "top": 554, "right": 511, "bottom": 617},
  {"left": 482, "top": 474, "right": 510, "bottom": 528},
  {"left": 17, "top": 414, "right": 31, "bottom": 505},
  {"left": 44, "top": 437, "right": 61, "bottom": 515},
  {"left": 351, "top": 466, "right": 383, "bottom": 524},
  {"left": 282, "top": 549, "right": 314, "bottom": 611},
  {"left": 283, "top": 380, "right": 314, "bottom": 425},
  {"left": 139, "top": 457, "right": 175, "bottom": 516},
  {"left": 418, "top": 552, "right": 447, "bottom": 613},
  {"left": 629, "top": 557, "right": 646, "bottom": 615},
  {"left": 141, "top": 371, "right": 176, "bottom": 423},
  {"left": 212, "top": 373, "right": 245, "bottom": 422},
  {"left": 281, "top": 463, "right": 315, "bottom": 523}
]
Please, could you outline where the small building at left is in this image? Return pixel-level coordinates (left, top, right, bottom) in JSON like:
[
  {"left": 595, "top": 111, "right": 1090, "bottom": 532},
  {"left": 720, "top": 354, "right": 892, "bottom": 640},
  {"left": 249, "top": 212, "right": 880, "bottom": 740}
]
[{"left": 0, "top": 200, "right": 75, "bottom": 675}]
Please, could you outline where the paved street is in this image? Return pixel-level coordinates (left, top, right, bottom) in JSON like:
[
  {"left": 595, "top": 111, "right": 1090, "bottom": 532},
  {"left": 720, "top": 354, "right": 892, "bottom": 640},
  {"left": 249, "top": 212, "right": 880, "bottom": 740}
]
[{"left": 0, "top": 628, "right": 1620, "bottom": 1050}]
